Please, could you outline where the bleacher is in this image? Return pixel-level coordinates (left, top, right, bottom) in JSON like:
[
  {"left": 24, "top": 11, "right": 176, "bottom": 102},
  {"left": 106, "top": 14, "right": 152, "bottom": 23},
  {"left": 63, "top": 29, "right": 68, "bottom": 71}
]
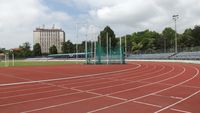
[
  {"left": 128, "top": 51, "right": 200, "bottom": 60},
  {"left": 170, "top": 51, "right": 200, "bottom": 60},
  {"left": 128, "top": 53, "right": 174, "bottom": 60}
]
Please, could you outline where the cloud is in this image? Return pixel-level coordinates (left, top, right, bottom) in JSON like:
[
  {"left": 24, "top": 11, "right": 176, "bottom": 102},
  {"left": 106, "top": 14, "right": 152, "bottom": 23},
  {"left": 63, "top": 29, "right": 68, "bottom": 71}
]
[
  {"left": 87, "top": 0, "right": 200, "bottom": 34},
  {"left": 0, "top": 0, "right": 71, "bottom": 49},
  {"left": 1, "top": 0, "right": 200, "bottom": 48}
]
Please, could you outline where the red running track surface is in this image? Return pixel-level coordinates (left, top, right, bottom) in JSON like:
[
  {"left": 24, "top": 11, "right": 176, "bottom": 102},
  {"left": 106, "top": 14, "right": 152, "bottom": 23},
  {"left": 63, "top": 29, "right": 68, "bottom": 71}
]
[{"left": 0, "top": 62, "right": 200, "bottom": 113}]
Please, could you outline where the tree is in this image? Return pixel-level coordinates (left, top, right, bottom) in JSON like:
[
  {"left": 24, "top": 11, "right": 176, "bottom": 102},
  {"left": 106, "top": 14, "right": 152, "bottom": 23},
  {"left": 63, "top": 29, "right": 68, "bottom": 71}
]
[
  {"left": 192, "top": 25, "right": 200, "bottom": 46},
  {"left": 61, "top": 40, "right": 74, "bottom": 53},
  {"left": 33, "top": 43, "right": 42, "bottom": 56},
  {"left": 0, "top": 48, "right": 5, "bottom": 53},
  {"left": 132, "top": 42, "right": 143, "bottom": 53},
  {"left": 49, "top": 45, "right": 57, "bottom": 54},
  {"left": 100, "top": 26, "right": 118, "bottom": 48},
  {"left": 162, "top": 27, "right": 175, "bottom": 50},
  {"left": 18, "top": 42, "right": 32, "bottom": 58}
]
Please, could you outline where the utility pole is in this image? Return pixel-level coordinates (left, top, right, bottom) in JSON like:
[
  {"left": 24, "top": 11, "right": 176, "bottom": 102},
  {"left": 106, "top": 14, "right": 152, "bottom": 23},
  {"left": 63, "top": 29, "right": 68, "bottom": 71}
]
[
  {"left": 106, "top": 32, "right": 109, "bottom": 64},
  {"left": 125, "top": 35, "right": 127, "bottom": 58},
  {"left": 76, "top": 23, "right": 78, "bottom": 64},
  {"left": 173, "top": 15, "right": 179, "bottom": 53}
]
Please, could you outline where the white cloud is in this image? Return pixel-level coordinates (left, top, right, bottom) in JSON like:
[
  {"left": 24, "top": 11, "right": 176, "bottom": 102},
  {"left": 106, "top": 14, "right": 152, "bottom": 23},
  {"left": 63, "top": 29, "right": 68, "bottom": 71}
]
[
  {"left": 86, "top": 0, "right": 200, "bottom": 34},
  {"left": 0, "top": 0, "right": 71, "bottom": 49},
  {"left": 1, "top": 0, "right": 200, "bottom": 48}
]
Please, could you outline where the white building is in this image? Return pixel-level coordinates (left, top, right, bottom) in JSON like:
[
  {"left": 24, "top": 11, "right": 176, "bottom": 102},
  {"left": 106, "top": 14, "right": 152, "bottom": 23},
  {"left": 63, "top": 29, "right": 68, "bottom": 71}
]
[{"left": 33, "top": 26, "right": 65, "bottom": 53}]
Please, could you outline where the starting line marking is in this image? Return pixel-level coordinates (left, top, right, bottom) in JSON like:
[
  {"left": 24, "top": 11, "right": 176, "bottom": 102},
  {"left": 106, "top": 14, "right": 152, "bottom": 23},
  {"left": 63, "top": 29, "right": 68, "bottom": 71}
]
[{"left": 170, "top": 108, "right": 192, "bottom": 113}]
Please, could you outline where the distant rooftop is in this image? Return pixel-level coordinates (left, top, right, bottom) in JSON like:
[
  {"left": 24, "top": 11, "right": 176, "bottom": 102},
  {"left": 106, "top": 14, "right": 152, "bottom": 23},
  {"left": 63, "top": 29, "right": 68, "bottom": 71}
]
[{"left": 34, "top": 25, "right": 64, "bottom": 32}]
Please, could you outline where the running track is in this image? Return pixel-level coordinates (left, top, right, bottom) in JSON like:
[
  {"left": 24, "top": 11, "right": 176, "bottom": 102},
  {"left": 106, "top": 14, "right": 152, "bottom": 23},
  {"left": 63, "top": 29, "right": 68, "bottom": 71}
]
[{"left": 0, "top": 62, "right": 200, "bottom": 113}]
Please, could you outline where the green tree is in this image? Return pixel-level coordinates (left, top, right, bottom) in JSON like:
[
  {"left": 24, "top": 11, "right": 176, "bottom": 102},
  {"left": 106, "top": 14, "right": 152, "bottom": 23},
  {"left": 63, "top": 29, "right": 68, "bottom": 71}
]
[
  {"left": 19, "top": 42, "right": 32, "bottom": 58},
  {"left": 61, "top": 40, "right": 74, "bottom": 53},
  {"left": 130, "top": 30, "right": 161, "bottom": 52},
  {"left": 49, "top": 45, "right": 57, "bottom": 54},
  {"left": 162, "top": 27, "right": 175, "bottom": 50},
  {"left": 192, "top": 25, "right": 200, "bottom": 46},
  {"left": 33, "top": 43, "right": 42, "bottom": 56},
  {"left": 132, "top": 42, "right": 143, "bottom": 53},
  {"left": 0, "top": 48, "right": 5, "bottom": 53},
  {"left": 178, "top": 28, "right": 194, "bottom": 48},
  {"left": 100, "top": 26, "right": 118, "bottom": 48}
]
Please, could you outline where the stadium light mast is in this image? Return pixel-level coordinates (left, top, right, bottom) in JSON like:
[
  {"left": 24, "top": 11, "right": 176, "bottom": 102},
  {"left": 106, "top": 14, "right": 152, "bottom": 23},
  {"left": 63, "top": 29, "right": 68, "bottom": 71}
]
[
  {"left": 75, "top": 23, "right": 78, "bottom": 64},
  {"left": 106, "top": 32, "right": 109, "bottom": 64},
  {"left": 10, "top": 49, "right": 14, "bottom": 66},
  {"left": 125, "top": 35, "right": 127, "bottom": 58},
  {"left": 173, "top": 14, "right": 179, "bottom": 53},
  {"left": 120, "top": 36, "right": 122, "bottom": 64}
]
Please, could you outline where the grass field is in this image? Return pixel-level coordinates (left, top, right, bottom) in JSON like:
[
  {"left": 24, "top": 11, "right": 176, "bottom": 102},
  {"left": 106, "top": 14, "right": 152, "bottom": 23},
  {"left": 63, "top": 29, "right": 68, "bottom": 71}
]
[{"left": 0, "top": 60, "right": 84, "bottom": 67}]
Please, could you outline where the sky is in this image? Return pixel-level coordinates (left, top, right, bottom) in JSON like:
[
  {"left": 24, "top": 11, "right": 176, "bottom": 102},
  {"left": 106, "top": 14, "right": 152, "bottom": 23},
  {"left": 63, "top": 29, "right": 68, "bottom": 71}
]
[{"left": 1, "top": 0, "right": 200, "bottom": 49}]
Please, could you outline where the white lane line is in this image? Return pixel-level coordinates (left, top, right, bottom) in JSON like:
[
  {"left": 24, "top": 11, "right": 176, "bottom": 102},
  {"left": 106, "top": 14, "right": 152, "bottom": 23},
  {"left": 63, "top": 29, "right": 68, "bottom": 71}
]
[
  {"left": 107, "top": 63, "right": 155, "bottom": 80},
  {"left": 123, "top": 64, "right": 163, "bottom": 80},
  {"left": 70, "top": 88, "right": 127, "bottom": 101},
  {"left": 152, "top": 94, "right": 182, "bottom": 100},
  {"left": 6, "top": 62, "right": 195, "bottom": 113},
  {"left": 20, "top": 64, "right": 176, "bottom": 113},
  {"left": 0, "top": 63, "right": 141, "bottom": 87},
  {"left": 170, "top": 108, "right": 192, "bottom": 113},
  {"left": 154, "top": 66, "right": 200, "bottom": 113},
  {"left": 0, "top": 85, "right": 53, "bottom": 94},
  {"left": 170, "top": 96, "right": 183, "bottom": 100},
  {"left": 21, "top": 96, "right": 103, "bottom": 113},
  {"left": 0, "top": 88, "right": 64, "bottom": 99},
  {"left": 139, "top": 81, "right": 200, "bottom": 90},
  {"left": 155, "top": 90, "right": 200, "bottom": 113},
  {"left": 87, "top": 65, "right": 195, "bottom": 113},
  {"left": 0, "top": 63, "right": 141, "bottom": 101},
  {"left": 0, "top": 83, "right": 41, "bottom": 91},
  {"left": 0, "top": 63, "right": 140, "bottom": 93},
  {"left": 87, "top": 64, "right": 171, "bottom": 92},
  {"left": 0, "top": 91, "right": 84, "bottom": 107},
  {"left": 21, "top": 87, "right": 128, "bottom": 113},
  {"left": 104, "top": 65, "right": 176, "bottom": 95},
  {"left": 71, "top": 79, "right": 121, "bottom": 89},
  {"left": 132, "top": 100, "right": 162, "bottom": 108}
]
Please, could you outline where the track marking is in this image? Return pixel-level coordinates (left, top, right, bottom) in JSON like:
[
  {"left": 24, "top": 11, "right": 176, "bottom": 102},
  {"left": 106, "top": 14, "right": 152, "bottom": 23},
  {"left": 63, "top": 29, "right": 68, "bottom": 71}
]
[
  {"left": 152, "top": 94, "right": 182, "bottom": 100},
  {"left": 0, "top": 92, "right": 84, "bottom": 107},
  {"left": 170, "top": 108, "right": 192, "bottom": 113},
  {"left": 19, "top": 64, "right": 179, "bottom": 113},
  {"left": 87, "top": 65, "right": 199, "bottom": 113},
  {"left": 2, "top": 63, "right": 199, "bottom": 113},
  {"left": 87, "top": 64, "right": 172, "bottom": 92},
  {"left": 123, "top": 64, "right": 164, "bottom": 80},
  {"left": 155, "top": 90, "right": 200, "bottom": 113},
  {"left": 103, "top": 65, "right": 177, "bottom": 95},
  {"left": 0, "top": 63, "right": 141, "bottom": 87},
  {"left": 0, "top": 85, "right": 53, "bottom": 94},
  {"left": 132, "top": 100, "right": 162, "bottom": 108},
  {"left": 0, "top": 88, "right": 65, "bottom": 99},
  {"left": 21, "top": 96, "right": 103, "bottom": 113},
  {"left": 154, "top": 66, "right": 200, "bottom": 113}
]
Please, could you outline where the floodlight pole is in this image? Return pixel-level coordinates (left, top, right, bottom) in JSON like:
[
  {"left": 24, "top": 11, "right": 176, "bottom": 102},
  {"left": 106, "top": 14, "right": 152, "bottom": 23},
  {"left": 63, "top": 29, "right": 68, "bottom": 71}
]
[
  {"left": 12, "top": 53, "right": 14, "bottom": 66},
  {"left": 10, "top": 50, "right": 14, "bottom": 66},
  {"left": 173, "top": 15, "right": 179, "bottom": 53},
  {"left": 76, "top": 23, "right": 78, "bottom": 64},
  {"left": 120, "top": 36, "right": 122, "bottom": 64},
  {"left": 125, "top": 35, "right": 127, "bottom": 58},
  {"left": 94, "top": 41, "right": 96, "bottom": 64},
  {"left": 106, "top": 32, "right": 109, "bottom": 64},
  {"left": 4, "top": 53, "right": 6, "bottom": 67},
  {"left": 109, "top": 36, "right": 111, "bottom": 62}
]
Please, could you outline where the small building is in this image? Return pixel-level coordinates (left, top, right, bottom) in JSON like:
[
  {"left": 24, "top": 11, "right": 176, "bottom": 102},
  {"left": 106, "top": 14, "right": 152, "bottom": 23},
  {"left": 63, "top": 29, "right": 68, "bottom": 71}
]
[{"left": 33, "top": 25, "right": 65, "bottom": 53}]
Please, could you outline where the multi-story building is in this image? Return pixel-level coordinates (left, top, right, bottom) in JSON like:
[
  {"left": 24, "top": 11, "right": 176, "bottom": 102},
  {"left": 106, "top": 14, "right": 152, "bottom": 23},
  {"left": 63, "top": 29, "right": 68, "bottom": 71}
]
[{"left": 33, "top": 25, "right": 65, "bottom": 53}]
